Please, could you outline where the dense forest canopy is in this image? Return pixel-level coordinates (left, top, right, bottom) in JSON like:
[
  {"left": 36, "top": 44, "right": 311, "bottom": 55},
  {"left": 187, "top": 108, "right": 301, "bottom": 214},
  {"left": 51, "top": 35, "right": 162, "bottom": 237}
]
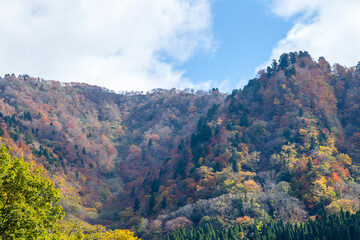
[{"left": 1, "top": 51, "right": 360, "bottom": 239}]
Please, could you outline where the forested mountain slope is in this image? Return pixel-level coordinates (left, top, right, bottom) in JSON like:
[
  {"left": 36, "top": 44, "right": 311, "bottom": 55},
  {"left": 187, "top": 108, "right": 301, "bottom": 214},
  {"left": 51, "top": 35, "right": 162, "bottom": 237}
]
[
  {"left": 0, "top": 74, "right": 223, "bottom": 220},
  {"left": 1, "top": 51, "right": 360, "bottom": 239}
]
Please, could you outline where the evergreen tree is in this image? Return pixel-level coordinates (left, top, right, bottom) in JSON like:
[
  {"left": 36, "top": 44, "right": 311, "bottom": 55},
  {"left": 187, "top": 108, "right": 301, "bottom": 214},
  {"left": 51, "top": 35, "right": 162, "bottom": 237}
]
[
  {"left": 240, "top": 115, "right": 249, "bottom": 127},
  {"left": 151, "top": 178, "right": 160, "bottom": 193},
  {"left": 279, "top": 53, "right": 290, "bottom": 69},
  {"left": 299, "top": 107, "right": 303, "bottom": 117},
  {"left": 134, "top": 198, "right": 140, "bottom": 212},
  {"left": 148, "top": 138, "right": 153, "bottom": 148},
  {"left": 161, "top": 196, "right": 167, "bottom": 209},
  {"left": 148, "top": 194, "right": 156, "bottom": 215}
]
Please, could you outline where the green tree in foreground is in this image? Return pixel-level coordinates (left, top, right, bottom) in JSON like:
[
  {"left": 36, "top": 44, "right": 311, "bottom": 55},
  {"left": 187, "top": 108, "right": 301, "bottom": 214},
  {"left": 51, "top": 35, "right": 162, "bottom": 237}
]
[{"left": 0, "top": 145, "right": 64, "bottom": 239}]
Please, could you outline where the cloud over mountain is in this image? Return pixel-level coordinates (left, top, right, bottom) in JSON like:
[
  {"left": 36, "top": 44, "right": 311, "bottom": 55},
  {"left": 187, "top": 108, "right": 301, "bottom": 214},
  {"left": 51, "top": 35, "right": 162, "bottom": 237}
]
[
  {"left": 0, "top": 0, "right": 214, "bottom": 91},
  {"left": 264, "top": 0, "right": 360, "bottom": 68}
]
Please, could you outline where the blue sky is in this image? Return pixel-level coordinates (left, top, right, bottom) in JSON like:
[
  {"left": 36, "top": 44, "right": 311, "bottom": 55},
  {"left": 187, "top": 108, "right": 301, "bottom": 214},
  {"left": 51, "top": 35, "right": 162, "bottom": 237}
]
[
  {"left": 0, "top": 0, "right": 360, "bottom": 92},
  {"left": 182, "top": 0, "right": 293, "bottom": 91}
]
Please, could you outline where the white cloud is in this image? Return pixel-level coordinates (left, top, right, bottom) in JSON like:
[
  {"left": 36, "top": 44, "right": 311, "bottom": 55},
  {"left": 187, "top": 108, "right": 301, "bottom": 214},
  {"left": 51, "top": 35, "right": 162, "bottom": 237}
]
[
  {"left": 0, "top": 0, "right": 214, "bottom": 91},
  {"left": 261, "top": 0, "right": 360, "bottom": 70},
  {"left": 270, "top": 0, "right": 326, "bottom": 18}
]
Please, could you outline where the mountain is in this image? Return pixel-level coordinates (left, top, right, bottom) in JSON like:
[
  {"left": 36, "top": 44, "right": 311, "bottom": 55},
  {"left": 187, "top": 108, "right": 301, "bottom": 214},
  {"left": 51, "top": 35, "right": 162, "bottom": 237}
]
[
  {"left": 0, "top": 75, "right": 223, "bottom": 219},
  {"left": 1, "top": 51, "right": 360, "bottom": 239}
]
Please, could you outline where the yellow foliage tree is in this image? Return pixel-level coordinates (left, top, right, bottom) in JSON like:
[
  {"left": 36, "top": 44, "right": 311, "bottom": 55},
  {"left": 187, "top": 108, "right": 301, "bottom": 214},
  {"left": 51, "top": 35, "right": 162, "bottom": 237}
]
[
  {"left": 59, "top": 219, "right": 140, "bottom": 239},
  {"left": 326, "top": 199, "right": 360, "bottom": 215}
]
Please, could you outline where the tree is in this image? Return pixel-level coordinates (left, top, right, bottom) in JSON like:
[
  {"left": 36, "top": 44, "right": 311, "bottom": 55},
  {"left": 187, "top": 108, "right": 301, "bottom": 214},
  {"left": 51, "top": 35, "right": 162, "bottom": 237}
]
[
  {"left": 148, "top": 194, "right": 156, "bottom": 215},
  {"left": 240, "top": 115, "right": 249, "bottom": 127},
  {"left": 82, "top": 147, "right": 86, "bottom": 155},
  {"left": 134, "top": 198, "right": 140, "bottom": 212},
  {"left": 59, "top": 219, "right": 139, "bottom": 239},
  {"left": 289, "top": 52, "right": 296, "bottom": 64},
  {"left": 283, "top": 128, "right": 292, "bottom": 142},
  {"left": 102, "top": 229, "right": 140, "bottom": 239},
  {"left": 279, "top": 53, "right": 290, "bottom": 69},
  {"left": 161, "top": 196, "right": 167, "bottom": 209},
  {"left": 0, "top": 145, "right": 64, "bottom": 239},
  {"left": 299, "top": 107, "right": 303, "bottom": 117},
  {"left": 148, "top": 138, "right": 153, "bottom": 148},
  {"left": 271, "top": 59, "right": 278, "bottom": 71},
  {"left": 151, "top": 178, "right": 160, "bottom": 193},
  {"left": 231, "top": 149, "right": 239, "bottom": 172}
]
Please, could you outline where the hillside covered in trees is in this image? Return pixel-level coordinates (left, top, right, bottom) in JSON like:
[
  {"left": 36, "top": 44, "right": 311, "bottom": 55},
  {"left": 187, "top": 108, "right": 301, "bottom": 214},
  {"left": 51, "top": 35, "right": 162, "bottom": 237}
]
[{"left": 1, "top": 51, "right": 360, "bottom": 239}]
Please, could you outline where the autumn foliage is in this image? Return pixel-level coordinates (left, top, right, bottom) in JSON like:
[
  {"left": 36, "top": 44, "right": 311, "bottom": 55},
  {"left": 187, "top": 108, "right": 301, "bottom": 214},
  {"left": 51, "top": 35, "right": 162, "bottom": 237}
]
[{"left": 1, "top": 52, "right": 360, "bottom": 239}]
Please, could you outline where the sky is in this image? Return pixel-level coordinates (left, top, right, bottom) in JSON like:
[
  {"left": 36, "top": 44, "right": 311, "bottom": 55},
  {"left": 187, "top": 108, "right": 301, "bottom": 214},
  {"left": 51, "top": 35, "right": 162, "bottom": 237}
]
[{"left": 1, "top": 0, "right": 360, "bottom": 93}]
